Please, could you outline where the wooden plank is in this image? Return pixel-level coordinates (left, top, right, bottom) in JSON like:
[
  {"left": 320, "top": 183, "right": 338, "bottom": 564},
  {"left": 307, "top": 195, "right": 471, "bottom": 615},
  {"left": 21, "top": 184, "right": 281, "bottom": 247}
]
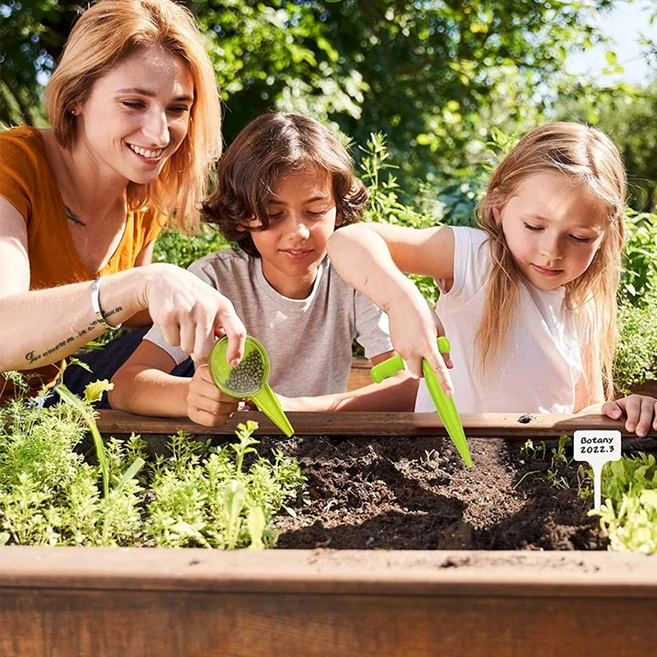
[
  {"left": 2, "top": 588, "right": 656, "bottom": 657},
  {"left": 95, "top": 409, "right": 657, "bottom": 439},
  {"left": 2, "top": 547, "right": 657, "bottom": 594},
  {"left": 2, "top": 548, "right": 657, "bottom": 657}
]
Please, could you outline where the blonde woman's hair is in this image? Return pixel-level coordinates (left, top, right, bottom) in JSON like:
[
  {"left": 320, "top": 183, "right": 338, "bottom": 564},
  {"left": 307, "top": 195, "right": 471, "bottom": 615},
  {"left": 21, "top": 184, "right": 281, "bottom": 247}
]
[
  {"left": 44, "top": 0, "right": 221, "bottom": 231},
  {"left": 476, "top": 122, "right": 626, "bottom": 401}
]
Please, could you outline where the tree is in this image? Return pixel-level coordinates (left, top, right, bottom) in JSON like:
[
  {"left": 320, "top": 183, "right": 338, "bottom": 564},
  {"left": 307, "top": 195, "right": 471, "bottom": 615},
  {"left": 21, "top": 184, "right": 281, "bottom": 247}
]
[{"left": 1, "top": 0, "right": 624, "bottom": 186}]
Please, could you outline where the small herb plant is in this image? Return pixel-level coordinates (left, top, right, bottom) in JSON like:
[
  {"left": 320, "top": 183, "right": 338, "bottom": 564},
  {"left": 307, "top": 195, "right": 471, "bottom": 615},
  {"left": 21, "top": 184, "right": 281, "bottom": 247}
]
[{"left": 0, "top": 378, "right": 305, "bottom": 549}]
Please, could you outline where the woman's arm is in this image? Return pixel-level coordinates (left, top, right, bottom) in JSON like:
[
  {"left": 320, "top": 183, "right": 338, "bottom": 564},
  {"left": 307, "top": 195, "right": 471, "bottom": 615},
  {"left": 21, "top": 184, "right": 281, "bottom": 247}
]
[
  {"left": 123, "top": 239, "right": 156, "bottom": 327},
  {"left": 0, "top": 198, "right": 246, "bottom": 372},
  {"left": 327, "top": 223, "right": 455, "bottom": 395}
]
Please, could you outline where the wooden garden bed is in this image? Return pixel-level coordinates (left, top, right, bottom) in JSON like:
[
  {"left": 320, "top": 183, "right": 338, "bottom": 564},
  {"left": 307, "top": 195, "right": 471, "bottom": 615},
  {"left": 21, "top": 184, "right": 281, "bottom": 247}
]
[
  {"left": 2, "top": 411, "right": 656, "bottom": 655},
  {"left": 1, "top": 547, "right": 657, "bottom": 656},
  {"left": 95, "top": 408, "right": 654, "bottom": 438}
]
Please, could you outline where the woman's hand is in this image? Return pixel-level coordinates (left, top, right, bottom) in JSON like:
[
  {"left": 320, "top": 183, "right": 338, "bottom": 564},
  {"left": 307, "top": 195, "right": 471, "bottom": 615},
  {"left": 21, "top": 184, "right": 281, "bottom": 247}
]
[
  {"left": 601, "top": 394, "right": 657, "bottom": 437},
  {"left": 386, "top": 286, "right": 454, "bottom": 397},
  {"left": 186, "top": 364, "right": 243, "bottom": 427},
  {"left": 143, "top": 263, "right": 247, "bottom": 366}
]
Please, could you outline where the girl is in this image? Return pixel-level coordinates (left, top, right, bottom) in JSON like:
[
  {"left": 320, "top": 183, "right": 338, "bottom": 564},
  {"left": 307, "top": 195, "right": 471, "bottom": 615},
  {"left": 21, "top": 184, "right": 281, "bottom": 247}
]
[
  {"left": 0, "top": 0, "right": 246, "bottom": 405},
  {"left": 327, "top": 122, "right": 657, "bottom": 437},
  {"left": 110, "top": 113, "right": 416, "bottom": 425}
]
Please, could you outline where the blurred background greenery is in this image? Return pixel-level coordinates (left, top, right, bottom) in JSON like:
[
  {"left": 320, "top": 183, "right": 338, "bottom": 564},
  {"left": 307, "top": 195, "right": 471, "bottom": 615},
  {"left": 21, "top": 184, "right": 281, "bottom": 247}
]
[{"left": 2, "top": 0, "right": 656, "bottom": 388}]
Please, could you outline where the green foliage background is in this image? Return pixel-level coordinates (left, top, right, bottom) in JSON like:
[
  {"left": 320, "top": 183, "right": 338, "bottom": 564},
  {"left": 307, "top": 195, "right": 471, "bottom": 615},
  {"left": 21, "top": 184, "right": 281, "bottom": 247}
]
[
  {"left": 3, "top": 0, "right": 657, "bottom": 386},
  {"left": 3, "top": 0, "right": 656, "bottom": 209}
]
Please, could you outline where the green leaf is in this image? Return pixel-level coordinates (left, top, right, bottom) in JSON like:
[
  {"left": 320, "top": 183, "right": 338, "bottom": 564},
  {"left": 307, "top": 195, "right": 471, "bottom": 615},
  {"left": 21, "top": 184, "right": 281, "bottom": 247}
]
[
  {"left": 114, "top": 458, "right": 145, "bottom": 493},
  {"left": 84, "top": 380, "right": 113, "bottom": 404},
  {"left": 56, "top": 384, "right": 109, "bottom": 498},
  {"left": 247, "top": 506, "right": 266, "bottom": 549}
]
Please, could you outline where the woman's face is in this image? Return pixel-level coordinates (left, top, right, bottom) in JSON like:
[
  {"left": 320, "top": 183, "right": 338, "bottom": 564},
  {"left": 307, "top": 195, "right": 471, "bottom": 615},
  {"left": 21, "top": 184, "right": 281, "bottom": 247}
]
[{"left": 73, "top": 47, "right": 194, "bottom": 185}]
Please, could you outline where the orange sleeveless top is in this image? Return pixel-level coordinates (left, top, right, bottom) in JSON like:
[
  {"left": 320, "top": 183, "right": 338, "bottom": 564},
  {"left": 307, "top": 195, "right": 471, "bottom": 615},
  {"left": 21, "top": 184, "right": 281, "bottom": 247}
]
[{"left": 0, "top": 126, "right": 163, "bottom": 402}]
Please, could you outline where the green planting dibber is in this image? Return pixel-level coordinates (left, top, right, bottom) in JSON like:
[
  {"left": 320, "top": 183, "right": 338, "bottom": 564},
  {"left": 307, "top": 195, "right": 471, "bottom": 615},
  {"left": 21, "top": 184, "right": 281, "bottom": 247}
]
[
  {"left": 370, "top": 336, "right": 472, "bottom": 467},
  {"left": 208, "top": 336, "right": 295, "bottom": 438}
]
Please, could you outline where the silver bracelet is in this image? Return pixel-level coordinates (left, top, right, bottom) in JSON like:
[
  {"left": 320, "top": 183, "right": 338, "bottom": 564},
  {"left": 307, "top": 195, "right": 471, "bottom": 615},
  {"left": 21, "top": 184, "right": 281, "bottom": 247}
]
[{"left": 91, "top": 277, "right": 123, "bottom": 332}]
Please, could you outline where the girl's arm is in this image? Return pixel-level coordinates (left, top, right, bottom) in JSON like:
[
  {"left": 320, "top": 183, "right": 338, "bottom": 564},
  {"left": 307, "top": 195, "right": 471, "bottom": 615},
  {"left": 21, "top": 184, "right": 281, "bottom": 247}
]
[
  {"left": 0, "top": 198, "right": 246, "bottom": 372},
  {"left": 327, "top": 223, "right": 456, "bottom": 395},
  {"left": 109, "top": 341, "right": 239, "bottom": 426}
]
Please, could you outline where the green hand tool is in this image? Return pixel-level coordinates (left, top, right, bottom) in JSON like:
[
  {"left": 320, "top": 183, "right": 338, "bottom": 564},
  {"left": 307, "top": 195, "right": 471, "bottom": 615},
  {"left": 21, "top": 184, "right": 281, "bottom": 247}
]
[
  {"left": 370, "top": 336, "right": 472, "bottom": 467},
  {"left": 208, "top": 335, "right": 295, "bottom": 438}
]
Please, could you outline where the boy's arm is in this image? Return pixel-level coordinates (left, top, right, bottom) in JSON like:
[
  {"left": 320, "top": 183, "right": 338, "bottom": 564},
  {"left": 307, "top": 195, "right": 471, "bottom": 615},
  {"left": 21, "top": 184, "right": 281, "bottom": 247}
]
[
  {"left": 109, "top": 340, "right": 191, "bottom": 417},
  {"left": 278, "top": 372, "right": 419, "bottom": 413},
  {"left": 110, "top": 339, "right": 241, "bottom": 426}
]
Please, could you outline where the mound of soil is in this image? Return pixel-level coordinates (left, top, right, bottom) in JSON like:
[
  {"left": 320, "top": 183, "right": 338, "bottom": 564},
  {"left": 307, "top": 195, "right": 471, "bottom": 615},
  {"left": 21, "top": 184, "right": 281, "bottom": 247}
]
[{"left": 256, "top": 434, "right": 657, "bottom": 551}]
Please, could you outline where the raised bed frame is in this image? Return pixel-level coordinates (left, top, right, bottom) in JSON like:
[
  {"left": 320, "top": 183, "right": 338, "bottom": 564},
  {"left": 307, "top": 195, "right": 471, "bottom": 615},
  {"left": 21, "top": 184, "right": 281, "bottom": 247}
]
[{"left": 2, "top": 410, "right": 657, "bottom": 656}]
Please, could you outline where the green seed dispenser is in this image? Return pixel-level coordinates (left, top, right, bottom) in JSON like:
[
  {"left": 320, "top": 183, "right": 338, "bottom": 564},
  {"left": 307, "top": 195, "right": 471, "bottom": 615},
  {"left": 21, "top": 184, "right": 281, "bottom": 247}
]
[
  {"left": 208, "top": 336, "right": 295, "bottom": 438},
  {"left": 370, "top": 336, "right": 472, "bottom": 467}
]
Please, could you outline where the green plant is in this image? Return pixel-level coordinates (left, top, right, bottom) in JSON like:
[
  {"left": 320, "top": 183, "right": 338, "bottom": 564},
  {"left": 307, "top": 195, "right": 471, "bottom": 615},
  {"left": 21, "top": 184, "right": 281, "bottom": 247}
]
[
  {"left": 153, "top": 223, "right": 230, "bottom": 270},
  {"left": 614, "top": 286, "right": 657, "bottom": 392},
  {"left": 518, "top": 435, "right": 592, "bottom": 500},
  {"left": 0, "top": 375, "right": 306, "bottom": 549},
  {"left": 519, "top": 438, "right": 547, "bottom": 461},
  {"left": 620, "top": 212, "right": 657, "bottom": 305},
  {"left": 546, "top": 434, "right": 572, "bottom": 490},
  {"left": 358, "top": 132, "right": 441, "bottom": 305},
  {"left": 592, "top": 453, "right": 657, "bottom": 554}
]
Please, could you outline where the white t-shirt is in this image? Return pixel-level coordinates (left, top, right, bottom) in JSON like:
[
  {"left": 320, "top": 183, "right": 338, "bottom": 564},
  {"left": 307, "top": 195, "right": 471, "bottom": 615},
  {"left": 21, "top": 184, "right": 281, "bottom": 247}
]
[
  {"left": 415, "top": 227, "right": 583, "bottom": 413},
  {"left": 144, "top": 249, "right": 392, "bottom": 397}
]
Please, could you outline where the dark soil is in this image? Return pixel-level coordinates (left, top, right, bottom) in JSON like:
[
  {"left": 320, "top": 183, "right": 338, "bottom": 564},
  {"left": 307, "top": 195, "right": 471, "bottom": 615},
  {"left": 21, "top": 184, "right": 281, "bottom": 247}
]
[{"left": 253, "top": 433, "right": 657, "bottom": 551}]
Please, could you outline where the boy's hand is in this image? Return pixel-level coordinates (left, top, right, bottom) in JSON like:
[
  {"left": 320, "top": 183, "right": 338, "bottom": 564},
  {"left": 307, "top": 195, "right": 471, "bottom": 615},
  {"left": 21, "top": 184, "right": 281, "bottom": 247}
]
[
  {"left": 186, "top": 364, "right": 242, "bottom": 427},
  {"left": 602, "top": 394, "right": 657, "bottom": 437}
]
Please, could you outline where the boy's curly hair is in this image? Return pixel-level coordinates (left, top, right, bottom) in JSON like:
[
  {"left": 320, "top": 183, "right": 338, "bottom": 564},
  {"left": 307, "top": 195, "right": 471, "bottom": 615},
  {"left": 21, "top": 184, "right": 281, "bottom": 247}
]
[{"left": 201, "top": 112, "right": 369, "bottom": 257}]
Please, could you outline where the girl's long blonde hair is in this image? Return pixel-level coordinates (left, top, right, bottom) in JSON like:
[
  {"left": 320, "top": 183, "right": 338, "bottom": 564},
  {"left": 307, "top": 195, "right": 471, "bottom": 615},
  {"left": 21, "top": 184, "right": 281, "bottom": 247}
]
[
  {"left": 44, "top": 0, "right": 221, "bottom": 231},
  {"left": 476, "top": 122, "right": 626, "bottom": 400}
]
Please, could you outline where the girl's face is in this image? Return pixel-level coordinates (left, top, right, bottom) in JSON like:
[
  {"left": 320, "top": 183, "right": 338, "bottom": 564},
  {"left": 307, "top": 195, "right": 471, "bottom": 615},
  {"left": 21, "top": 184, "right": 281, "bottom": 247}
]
[
  {"left": 496, "top": 172, "right": 608, "bottom": 291},
  {"left": 247, "top": 168, "right": 338, "bottom": 299},
  {"left": 73, "top": 47, "right": 194, "bottom": 185}
]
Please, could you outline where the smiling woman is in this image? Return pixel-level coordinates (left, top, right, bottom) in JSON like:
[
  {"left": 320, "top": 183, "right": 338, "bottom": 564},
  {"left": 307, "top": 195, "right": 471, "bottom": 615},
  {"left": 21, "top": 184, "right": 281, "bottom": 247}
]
[{"left": 0, "top": 0, "right": 247, "bottom": 405}]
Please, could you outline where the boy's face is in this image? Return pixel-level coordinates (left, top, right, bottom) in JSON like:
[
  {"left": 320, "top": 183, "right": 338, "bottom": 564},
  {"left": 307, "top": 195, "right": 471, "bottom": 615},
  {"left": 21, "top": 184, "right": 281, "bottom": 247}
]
[{"left": 247, "top": 169, "right": 338, "bottom": 299}]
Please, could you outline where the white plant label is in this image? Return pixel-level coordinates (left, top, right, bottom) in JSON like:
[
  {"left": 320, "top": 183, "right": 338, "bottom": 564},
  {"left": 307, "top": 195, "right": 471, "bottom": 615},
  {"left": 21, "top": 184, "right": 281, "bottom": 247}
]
[{"left": 573, "top": 430, "right": 622, "bottom": 511}]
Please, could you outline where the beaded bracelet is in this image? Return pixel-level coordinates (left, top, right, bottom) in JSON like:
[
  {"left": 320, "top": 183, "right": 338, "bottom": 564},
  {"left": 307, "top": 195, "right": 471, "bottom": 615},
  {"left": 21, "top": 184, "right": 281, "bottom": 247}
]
[{"left": 91, "top": 277, "right": 123, "bottom": 331}]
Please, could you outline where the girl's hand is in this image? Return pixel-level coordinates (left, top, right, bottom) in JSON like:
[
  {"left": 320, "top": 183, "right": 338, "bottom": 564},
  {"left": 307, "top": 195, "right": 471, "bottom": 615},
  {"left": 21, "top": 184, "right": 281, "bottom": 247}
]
[
  {"left": 602, "top": 395, "right": 657, "bottom": 437},
  {"left": 186, "top": 364, "right": 242, "bottom": 427},
  {"left": 387, "top": 288, "right": 454, "bottom": 397},
  {"left": 144, "top": 264, "right": 247, "bottom": 366}
]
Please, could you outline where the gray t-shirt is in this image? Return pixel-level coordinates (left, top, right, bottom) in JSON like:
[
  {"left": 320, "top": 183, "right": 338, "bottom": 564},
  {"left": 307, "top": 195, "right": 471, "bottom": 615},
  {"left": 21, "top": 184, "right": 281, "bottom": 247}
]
[{"left": 144, "top": 249, "right": 392, "bottom": 396}]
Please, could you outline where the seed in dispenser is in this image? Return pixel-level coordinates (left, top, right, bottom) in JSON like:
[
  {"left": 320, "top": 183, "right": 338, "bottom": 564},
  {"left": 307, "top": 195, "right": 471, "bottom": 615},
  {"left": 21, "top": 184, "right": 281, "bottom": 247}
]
[{"left": 225, "top": 350, "right": 265, "bottom": 393}]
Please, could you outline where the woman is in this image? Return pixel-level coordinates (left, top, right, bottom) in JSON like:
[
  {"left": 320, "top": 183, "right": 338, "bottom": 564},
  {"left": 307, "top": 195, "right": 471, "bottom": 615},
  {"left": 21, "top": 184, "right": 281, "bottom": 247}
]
[{"left": 0, "top": 0, "right": 245, "bottom": 404}]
